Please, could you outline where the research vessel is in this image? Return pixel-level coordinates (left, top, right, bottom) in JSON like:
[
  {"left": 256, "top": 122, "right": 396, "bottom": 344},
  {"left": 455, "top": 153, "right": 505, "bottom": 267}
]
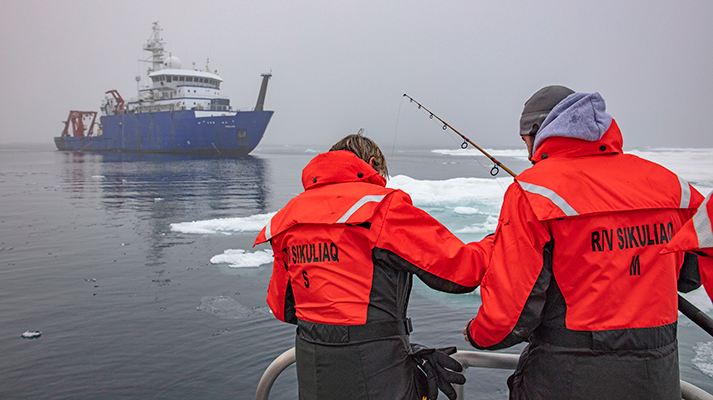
[{"left": 55, "top": 22, "right": 273, "bottom": 155}]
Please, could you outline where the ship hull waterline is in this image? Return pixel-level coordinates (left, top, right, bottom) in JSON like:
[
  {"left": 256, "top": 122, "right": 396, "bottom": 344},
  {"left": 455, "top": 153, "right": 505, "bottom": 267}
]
[{"left": 54, "top": 109, "right": 273, "bottom": 155}]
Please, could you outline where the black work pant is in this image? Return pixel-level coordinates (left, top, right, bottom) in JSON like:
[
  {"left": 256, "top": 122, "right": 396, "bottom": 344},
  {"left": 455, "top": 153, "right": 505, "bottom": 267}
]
[
  {"left": 295, "top": 334, "right": 422, "bottom": 400},
  {"left": 508, "top": 340, "right": 680, "bottom": 400}
]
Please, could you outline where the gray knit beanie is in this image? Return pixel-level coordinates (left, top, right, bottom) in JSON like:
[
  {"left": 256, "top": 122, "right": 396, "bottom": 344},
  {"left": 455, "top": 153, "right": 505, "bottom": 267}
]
[{"left": 519, "top": 85, "right": 575, "bottom": 136}]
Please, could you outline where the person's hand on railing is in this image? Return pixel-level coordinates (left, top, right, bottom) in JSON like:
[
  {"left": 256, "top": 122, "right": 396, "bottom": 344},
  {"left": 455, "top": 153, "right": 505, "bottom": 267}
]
[{"left": 411, "top": 343, "right": 466, "bottom": 400}]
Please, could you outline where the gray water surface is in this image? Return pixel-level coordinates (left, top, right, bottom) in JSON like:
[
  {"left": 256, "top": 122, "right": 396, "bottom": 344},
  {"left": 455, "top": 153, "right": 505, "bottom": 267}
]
[{"left": 1, "top": 144, "right": 711, "bottom": 399}]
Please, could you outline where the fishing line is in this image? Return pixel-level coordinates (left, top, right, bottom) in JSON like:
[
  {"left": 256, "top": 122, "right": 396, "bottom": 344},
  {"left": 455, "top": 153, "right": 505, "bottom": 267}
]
[{"left": 390, "top": 95, "right": 405, "bottom": 168}]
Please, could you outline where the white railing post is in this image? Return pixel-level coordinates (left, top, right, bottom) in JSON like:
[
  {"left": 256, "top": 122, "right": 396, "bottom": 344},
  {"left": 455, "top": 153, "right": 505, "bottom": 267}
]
[{"left": 254, "top": 347, "right": 296, "bottom": 400}]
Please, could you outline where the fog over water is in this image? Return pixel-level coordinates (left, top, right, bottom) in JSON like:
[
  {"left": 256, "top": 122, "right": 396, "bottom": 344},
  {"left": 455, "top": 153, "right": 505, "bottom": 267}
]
[{"left": 2, "top": 0, "right": 713, "bottom": 150}]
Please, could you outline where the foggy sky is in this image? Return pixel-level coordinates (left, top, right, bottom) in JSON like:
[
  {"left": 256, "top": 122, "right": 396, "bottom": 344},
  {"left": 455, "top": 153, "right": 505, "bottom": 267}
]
[{"left": 1, "top": 0, "right": 712, "bottom": 150}]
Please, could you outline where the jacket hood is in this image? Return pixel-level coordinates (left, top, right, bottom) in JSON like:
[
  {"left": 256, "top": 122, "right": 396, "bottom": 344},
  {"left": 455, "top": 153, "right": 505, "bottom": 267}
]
[
  {"left": 534, "top": 92, "right": 613, "bottom": 153},
  {"left": 301, "top": 150, "right": 387, "bottom": 190}
]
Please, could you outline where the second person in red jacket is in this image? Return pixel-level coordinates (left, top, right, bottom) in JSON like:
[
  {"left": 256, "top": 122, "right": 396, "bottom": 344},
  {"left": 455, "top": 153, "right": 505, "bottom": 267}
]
[
  {"left": 464, "top": 86, "right": 703, "bottom": 399},
  {"left": 255, "top": 133, "right": 493, "bottom": 400}
]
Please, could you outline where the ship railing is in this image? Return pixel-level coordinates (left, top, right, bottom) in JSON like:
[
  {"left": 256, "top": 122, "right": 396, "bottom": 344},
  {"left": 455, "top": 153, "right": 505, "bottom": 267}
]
[{"left": 254, "top": 347, "right": 713, "bottom": 400}]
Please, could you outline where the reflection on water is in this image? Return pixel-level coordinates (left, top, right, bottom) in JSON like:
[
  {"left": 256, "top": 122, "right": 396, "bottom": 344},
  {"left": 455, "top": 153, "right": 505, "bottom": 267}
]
[
  {"left": 96, "top": 152, "right": 268, "bottom": 216},
  {"left": 61, "top": 152, "right": 268, "bottom": 214},
  {"left": 59, "top": 151, "right": 270, "bottom": 267}
]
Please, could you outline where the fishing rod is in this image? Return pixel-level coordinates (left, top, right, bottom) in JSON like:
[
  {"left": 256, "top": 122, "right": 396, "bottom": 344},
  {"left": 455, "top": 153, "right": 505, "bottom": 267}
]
[
  {"left": 402, "top": 94, "right": 517, "bottom": 178},
  {"left": 678, "top": 294, "right": 713, "bottom": 338},
  {"left": 403, "top": 94, "right": 713, "bottom": 339}
]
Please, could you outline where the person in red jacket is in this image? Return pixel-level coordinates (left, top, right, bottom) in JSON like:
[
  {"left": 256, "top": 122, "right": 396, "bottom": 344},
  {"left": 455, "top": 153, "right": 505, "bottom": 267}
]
[
  {"left": 463, "top": 86, "right": 704, "bottom": 399},
  {"left": 255, "top": 133, "right": 492, "bottom": 400}
]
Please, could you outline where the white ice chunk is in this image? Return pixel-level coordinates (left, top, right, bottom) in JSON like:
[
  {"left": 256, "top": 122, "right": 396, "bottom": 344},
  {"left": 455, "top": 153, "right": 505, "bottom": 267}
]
[
  {"left": 21, "top": 331, "right": 41, "bottom": 339},
  {"left": 210, "top": 249, "right": 273, "bottom": 268},
  {"left": 170, "top": 212, "right": 276, "bottom": 235},
  {"left": 454, "top": 206, "right": 479, "bottom": 215},
  {"left": 693, "top": 342, "right": 713, "bottom": 377}
]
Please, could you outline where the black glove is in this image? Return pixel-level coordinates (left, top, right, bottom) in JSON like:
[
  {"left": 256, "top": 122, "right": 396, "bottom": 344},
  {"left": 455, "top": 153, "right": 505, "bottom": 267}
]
[{"left": 411, "top": 343, "right": 465, "bottom": 400}]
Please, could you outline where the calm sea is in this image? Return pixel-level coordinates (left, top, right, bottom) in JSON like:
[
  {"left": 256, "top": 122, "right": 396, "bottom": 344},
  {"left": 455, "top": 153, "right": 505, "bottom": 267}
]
[{"left": 1, "top": 143, "right": 712, "bottom": 399}]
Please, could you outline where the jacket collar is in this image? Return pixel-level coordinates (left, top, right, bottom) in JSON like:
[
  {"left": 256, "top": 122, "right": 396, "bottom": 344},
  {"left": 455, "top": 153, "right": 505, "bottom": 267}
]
[
  {"left": 531, "top": 119, "right": 623, "bottom": 163},
  {"left": 301, "top": 150, "right": 387, "bottom": 190}
]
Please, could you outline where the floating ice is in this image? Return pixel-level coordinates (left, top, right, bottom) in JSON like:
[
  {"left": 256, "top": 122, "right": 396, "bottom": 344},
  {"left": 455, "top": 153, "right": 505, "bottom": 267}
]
[
  {"left": 170, "top": 212, "right": 276, "bottom": 235},
  {"left": 210, "top": 249, "right": 273, "bottom": 268},
  {"left": 21, "top": 331, "right": 41, "bottom": 339},
  {"left": 456, "top": 215, "right": 499, "bottom": 234},
  {"left": 454, "top": 206, "right": 479, "bottom": 215},
  {"left": 387, "top": 175, "right": 510, "bottom": 209},
  {"left": 197, "top": 296, "right": 269, "bottom": 319},
  {"left": 175, "top": 175, "right": 511, "bottom": 264},
  {"left": 433, "top": 148, "right": 529, "bottom": 161},
  {"left": 171, "top": 149, "right": 713, "bottom": 274},
  {"left": 693, "top": 342, "right": 713, "bottom": 377}
]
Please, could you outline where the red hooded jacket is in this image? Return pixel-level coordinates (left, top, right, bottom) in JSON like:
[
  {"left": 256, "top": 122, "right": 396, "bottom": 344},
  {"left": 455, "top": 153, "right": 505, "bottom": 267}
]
[
  {"left": 467, "top": 119, "right": 702, "bottom": 347},
  {"left": 255, "top": 150, "right": 492, "bottom": 327}
]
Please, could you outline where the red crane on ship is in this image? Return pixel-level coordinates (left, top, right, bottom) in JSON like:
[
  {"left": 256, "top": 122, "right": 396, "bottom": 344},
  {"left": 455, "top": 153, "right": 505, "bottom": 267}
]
[
  {"left": 105, "top": 89, "right": 125, "bottom": 115},
  {"left": 60, "top": 110, "right": 98, "bottom": 137}
]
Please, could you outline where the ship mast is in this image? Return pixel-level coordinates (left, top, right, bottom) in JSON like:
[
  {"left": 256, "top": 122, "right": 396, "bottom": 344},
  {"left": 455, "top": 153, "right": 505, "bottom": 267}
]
[{"left": 144, "top": 22, "right": 165, "bottom": 73}]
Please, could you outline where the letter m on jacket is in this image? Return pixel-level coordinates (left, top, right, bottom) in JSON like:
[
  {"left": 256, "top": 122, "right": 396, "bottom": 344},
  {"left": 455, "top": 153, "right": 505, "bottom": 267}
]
[{"left": 629, "top": 254, "right": 641, "bottom": 276}]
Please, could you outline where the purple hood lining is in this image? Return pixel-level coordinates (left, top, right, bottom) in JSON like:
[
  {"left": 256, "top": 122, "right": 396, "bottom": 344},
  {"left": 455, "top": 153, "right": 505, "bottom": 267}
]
[{"left": 533, "top": 92, "right": 613, "bottom": 152}]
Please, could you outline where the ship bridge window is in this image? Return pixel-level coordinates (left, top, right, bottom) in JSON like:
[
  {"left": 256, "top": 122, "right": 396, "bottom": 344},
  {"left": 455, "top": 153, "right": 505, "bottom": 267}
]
[{"left": 179, "top": 76, "right": 185, "bottom": 81}]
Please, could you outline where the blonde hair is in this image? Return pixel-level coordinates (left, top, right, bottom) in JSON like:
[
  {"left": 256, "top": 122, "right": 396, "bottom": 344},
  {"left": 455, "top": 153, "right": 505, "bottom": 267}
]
[{"left": 329, "top": 131, "right": 389, "bottom": 177}]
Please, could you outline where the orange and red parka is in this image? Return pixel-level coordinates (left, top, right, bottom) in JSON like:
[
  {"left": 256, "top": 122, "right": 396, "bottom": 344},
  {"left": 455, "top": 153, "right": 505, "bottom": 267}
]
[
  {"left": 255, "top": 150, "right": 492, "bottom": 327},
  {"left": 466, "top": 94, "right": 703, "bottom": 351}
]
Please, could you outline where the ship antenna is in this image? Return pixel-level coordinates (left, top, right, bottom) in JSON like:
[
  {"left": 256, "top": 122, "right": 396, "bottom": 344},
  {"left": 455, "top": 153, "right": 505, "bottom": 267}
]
[{"left": 144, "top": 21, "right": 165, "bottom": 74}]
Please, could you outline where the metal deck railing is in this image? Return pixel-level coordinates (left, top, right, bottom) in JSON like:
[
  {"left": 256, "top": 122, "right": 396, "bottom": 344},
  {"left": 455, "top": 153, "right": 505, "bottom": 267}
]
[{"left": 255, "top": 347, "right": 713, "bottom": 400}]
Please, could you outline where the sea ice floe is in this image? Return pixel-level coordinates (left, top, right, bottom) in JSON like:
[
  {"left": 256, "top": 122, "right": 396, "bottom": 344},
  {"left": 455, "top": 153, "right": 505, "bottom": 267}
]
[
  {"left": 170, "top": 212, "right": 276, "bottom": 235},
  {"left": 453, "top": 206, "right": 479, "bottom": 215},
  {"left": 210, "top": 249, "right": 273, "bottom": 268},
  {"left": 196, "top": 296, "right": 269, "bottom": 319},
  {"left": 693, "top": 342, "right": 713, "bottom": 377},
  {"left": 21, "top": 331, "right": 41, "bottom": 339},
  {"left": 432, "top": 148, "right": 530, "bottom": 161},
  {"left": 387, "top": 175, "right": 510, "bottom": 208},
  {"left": 456, "top": 215, "right": 499, "bottom": 234}
]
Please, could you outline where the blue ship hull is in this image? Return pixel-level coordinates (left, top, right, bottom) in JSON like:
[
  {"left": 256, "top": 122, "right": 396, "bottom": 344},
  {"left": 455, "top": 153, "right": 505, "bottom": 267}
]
[{"left": 55, "top": 109, "right": 273, "bottom": 155}]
